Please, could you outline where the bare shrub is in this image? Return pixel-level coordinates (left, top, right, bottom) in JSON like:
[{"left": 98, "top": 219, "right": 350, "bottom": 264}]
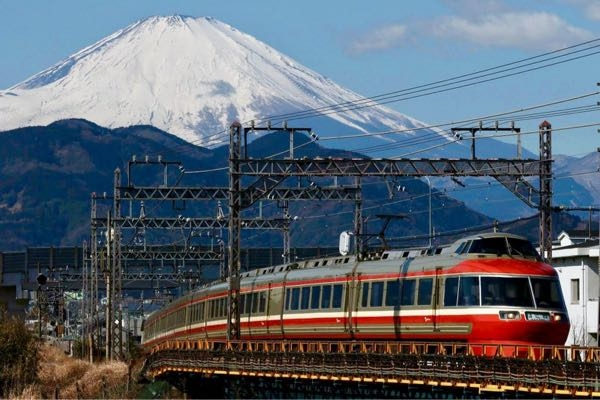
[{"left": 0, "top": 315, "right": 39, "bottom": 397}]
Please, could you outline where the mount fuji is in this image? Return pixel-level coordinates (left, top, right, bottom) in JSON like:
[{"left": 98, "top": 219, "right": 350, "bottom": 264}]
[{"left": 0, "top": 15, "right": 522, "bottom": 159}]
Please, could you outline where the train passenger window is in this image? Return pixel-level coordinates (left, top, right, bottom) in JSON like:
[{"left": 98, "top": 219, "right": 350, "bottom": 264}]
[
  {"left": 252, "top": 293, "right": 260, "bottom": 313},
  {"left": 370, "top": 281, "right": 384, "bottom": 307},
  {"left": 259, "top": 291, "right": 267, "bottom": 313},
  {"left": 285, "top": 289, "right": 291, "bottom": 310},
  {"left": 361, "top": 282, "right": 369, "bottom": 307},
  {"left": 311, "top": 286, "right": 321, "bottom": 309},
  {"left": 417, "top": 278, "right": 433, "bottom": 306},
  {"left": 385, "top": 280, "right": 400, "bottom": 306},
  {"left": 481, "top": 277, "right": 533, "bottom": 307},
  {"left": 240, "top": 295, "right": 246, "bottom": 315},
  {"left": 246, "top": 293, "right": 253, "bottom": 314},
  {"left": 291, "top": 287, "right": 300, "bottom": 310},
  {"left": 400, "top": 279, "right": 416, "bottom": 305},
  {"left": 531, "top": 278, "right": 564, "bottom": 309},
  {"left": 332, "top": 284, "right": 343, "bottom": 308},
  {"left": 301, "top": 287, "right": 311, "bottom": 310},
  {"left": 444, "top": 277, "right": 459, "bottom": 306},
  {"left": 458, "top": 276, "right": 480, "bottom": 306},
  {"left": 321, "top": 285, "right": 332, "bottom": 308}
]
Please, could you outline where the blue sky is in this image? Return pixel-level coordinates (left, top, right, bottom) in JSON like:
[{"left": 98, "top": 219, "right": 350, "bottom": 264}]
[{"left": 1, "top": 0, "right": 599, "bottom": 156}]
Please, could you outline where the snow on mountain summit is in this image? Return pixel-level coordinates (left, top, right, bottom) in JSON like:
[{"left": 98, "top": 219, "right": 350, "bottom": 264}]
[{"left": 0, "top": 15, "right": 457, "bottom": 154}]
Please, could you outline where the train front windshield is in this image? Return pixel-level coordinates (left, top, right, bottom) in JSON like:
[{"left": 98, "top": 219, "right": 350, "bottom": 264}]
[
  {"left": 459, "top": 237, "right": 541, "bottom": 260},
  {"left": 445, "top": 275, "right": 565, "bottom": 309}
]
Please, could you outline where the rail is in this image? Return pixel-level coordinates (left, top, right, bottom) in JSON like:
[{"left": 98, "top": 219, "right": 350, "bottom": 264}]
[{"left": 143, "top": 339, "right": 600, "bottom": 397}]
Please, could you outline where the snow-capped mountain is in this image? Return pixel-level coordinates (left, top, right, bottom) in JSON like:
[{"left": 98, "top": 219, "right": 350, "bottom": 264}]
[{"left": 0, "top": 15, "right": 484, "bottom": 157}]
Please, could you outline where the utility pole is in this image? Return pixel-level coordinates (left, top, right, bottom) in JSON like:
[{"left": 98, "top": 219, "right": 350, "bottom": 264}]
[{"left": 538, "top": 121, "right": 553, "bottom": 261}]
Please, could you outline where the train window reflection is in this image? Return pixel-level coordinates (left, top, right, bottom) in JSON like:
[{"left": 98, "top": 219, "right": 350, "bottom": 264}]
[
  {"left": 285, "top": 289, "right": 291, "bottom": 311},
  {"left": 444, "top": 277, "right": 459, "bottom": 306},
  {"left": 370, "top": 281, "right": 384, "bottom": 307},
  {"left": 246, "top": 293, "right": 252, "bottom": 314},
  {"left": 311, "top": 286, "right": 321, "bottom": 309},
  {"left": 301, "top": 287, "right": 311, "bottom": 310},
  {"left": 361, "top": 282, "right": 369, "bottom": 307},
  {"left": 468, "top": 238, "right": 508, "bottom": 255},
  {"left": 507, "top": 238, "right": 541, "bottom": 260},
  {"left": 481, "top": 277, "right": 533, "bottom": 307},
  {"left": 417, "top": 278, "right": 433, "bottom": 306},
  {"left": 531, "top": 278, "right": 564, "bottom": 309},
  {"left": 259, "top": 291, "right": 267, "bottom": 313},
  {"left": 458, "top": 276, "right": 480, "bottom": 306},
  {"left": 321, "top": 285, "right": 332, "bottom": 308},
  {"left": 386, "top": 280, "right": 400, "bottom": 306},
  {"left": 239, "top": 295, "right": 246, "bottom": 315},
  {"left": 290, "top": 287, "right": 300, "bottom": 310},
  {"left": 332, "top": 284, "right": 343, "bottom": 308},
  {"left": 401, "top": 279, "right": 416, "bottom": 305}
]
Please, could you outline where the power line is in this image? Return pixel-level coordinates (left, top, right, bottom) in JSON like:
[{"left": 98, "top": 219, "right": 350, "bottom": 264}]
[{"left": 146, "top": 38, "right": 600, "bottom": 159}]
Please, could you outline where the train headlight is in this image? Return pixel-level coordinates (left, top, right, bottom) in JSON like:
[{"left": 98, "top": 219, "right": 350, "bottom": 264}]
[
  {"left": 552, "top": 312, "right": 566, "bottom": 322},
  {"left": 499, "top": 310, "right": 521, "bottom": 320}
]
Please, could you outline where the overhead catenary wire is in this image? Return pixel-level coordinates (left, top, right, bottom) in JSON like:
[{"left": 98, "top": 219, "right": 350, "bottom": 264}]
[{"left": 147, "top": 37, "right": 600, "bottom": 159}]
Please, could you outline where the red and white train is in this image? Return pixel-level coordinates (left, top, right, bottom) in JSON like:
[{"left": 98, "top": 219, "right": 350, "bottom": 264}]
[{"left": 141, "top": 232, "right": 570, "bottom": 349}]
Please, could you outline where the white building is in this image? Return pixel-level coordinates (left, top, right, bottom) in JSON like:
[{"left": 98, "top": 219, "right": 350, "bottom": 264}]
[{"left": 551, "top": 230, "right": 600, "bottom": 346}]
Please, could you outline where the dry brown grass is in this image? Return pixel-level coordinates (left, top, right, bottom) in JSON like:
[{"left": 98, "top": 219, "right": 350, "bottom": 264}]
[{"left": 13, "top": 343, "right": 130, "bottom": 399}]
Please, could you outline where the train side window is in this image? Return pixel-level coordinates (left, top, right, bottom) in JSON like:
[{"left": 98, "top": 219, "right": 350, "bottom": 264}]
[
  {"left": 301, "top": 286, "right": 311, "bottom": 310},
  {"left": 455, "top": 242, "right": 467, "bottom": 254},
  {"left": 444, "top": 277, "right": 459, "bottom": 306},
  {"left": 417, "top": 278, "right": 433, "bottom": 305},
  {"left": 252, "top": 293, "right": 260, "bottom": 313},
  {"left": 321, "top": 285, "right": 332, "bottom": 308},
  {"left": 361, "top": 282, "right": 369, "bottom": 307},
  {"left": 311, "top": 286, "right": 321, "bottom": 309},
  {"left": 400, "top": 279, "right": 416, "bottom": 305},
  {"left": 291, "top": 287, "right": 300, "bottom": 310},
  {"left": 370, "top": 281, "right": 384, "bottom": 307},
  {"left": 285, "top": 288, "right": 291, "bottom": 311},
  {"left": 458, "top": 276, "right": 480, "bottom": 306},
  {"left": 332, "top": 284, "right": 343, "bottom": 308},
  {"left": 385, "top": 279, "right": 400, "bottom": 306},
  {"left": 240, "top": 295, "right": 246, "bottom": 315},
  {"left": 259, "top": 291, "right": 267, "bottom": 313},
  {"left": 245, "top": 293, "right": 253, "bottom": 314}
]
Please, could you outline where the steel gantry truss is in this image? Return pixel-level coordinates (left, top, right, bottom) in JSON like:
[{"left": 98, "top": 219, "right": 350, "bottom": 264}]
[
  {"left": 226, "top": 122, "right": 553, "bottom": 340},
  {"left": 87, "top": 153, "right": 361, "bottom": 357}
]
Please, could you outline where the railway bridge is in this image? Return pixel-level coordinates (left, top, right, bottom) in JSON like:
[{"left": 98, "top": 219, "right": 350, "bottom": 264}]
[{"left": 142, "top": 339, "right": 600, "bottom": 398}]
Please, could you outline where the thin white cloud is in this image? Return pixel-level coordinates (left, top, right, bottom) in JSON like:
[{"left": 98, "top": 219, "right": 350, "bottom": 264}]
[
  {"left": 582, "top": 1, "right": 600, "bottom": 20},
  {"left": 347, "top": 24, "right": 408, "bottom": 55},
  {"left": 564, "top": 0, "right": 600, "bottom": 21},
  {"left": 347, "top": 9, "right": 593, "bottom": 55},
  {"left": 432, "top": 12, "right": 593, "bottom": 51},
  {"left": 441, "top": 0, "right": 509, "bottom": 16}
]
